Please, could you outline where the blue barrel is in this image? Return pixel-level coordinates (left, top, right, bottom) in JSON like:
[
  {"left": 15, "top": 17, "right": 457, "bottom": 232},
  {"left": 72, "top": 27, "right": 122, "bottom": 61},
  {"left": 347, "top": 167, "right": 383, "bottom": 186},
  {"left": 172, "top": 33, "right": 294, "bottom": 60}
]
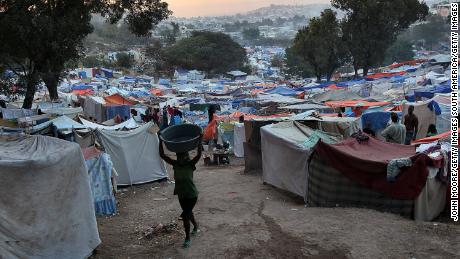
[{"left": 159, "top": 124, "right": 202, "bottom": 153}]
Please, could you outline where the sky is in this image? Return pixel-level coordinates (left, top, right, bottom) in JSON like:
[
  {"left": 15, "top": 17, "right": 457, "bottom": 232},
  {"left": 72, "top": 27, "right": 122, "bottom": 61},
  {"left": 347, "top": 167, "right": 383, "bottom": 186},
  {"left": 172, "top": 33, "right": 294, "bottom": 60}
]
[{"left": 166, "top": 0, "right": 330, "bottom": 18}]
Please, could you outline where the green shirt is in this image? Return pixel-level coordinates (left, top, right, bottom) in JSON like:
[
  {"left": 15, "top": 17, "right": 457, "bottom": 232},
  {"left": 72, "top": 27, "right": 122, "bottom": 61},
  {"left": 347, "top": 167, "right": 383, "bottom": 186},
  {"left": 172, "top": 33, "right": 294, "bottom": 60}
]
[
  {"left": 173, "top": 163, "right": 198, "bottom": 199},
  {"left": 382, "top": 122, "right": 406, "bottom": 144}
]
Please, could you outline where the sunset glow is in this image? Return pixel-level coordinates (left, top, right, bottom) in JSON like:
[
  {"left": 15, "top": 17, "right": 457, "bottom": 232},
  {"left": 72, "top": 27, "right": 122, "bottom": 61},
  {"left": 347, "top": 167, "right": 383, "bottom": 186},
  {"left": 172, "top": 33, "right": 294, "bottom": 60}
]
[{"left": 166, "top": 0, "right": 330, "bottom": 17}]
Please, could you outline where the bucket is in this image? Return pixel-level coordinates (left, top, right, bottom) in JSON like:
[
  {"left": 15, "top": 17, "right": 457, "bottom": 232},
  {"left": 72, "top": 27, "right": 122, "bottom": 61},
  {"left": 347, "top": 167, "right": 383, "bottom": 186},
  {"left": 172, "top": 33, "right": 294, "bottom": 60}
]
[{"left": 159, "top": 124, "right": 202, "bottom": 153}]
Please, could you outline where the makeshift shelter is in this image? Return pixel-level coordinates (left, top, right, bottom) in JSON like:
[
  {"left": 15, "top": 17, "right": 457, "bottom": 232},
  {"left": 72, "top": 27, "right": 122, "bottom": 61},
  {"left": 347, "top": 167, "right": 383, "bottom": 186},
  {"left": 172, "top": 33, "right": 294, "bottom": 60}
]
[
  {"left": 261, "top": 122, "right": 341, "bottom": 198},
  {"left": 96, "top": 123, "right": 167, "bottom": 185},
  {"left": 402, "top": 100, "right": 439, "bottom": 139},
  {"left": 307, "top": 137, "right": 446, "bottom": 219},
  {"left": 104, "top": 93, "right": 136, "bottom": 106},
  {"left": 312, "top": 90, "right": 361, "bottom": 103},
  {"left": 0, "top": 136, "right": 100, "bottom": 258}
]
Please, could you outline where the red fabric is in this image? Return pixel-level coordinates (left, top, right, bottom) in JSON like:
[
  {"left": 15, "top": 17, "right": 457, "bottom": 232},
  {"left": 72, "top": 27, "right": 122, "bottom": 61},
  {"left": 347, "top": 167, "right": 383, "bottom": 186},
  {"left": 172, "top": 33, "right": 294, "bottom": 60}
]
[
  {"left": 104, "top": 93, "right": 136, "bottom": 106},
  {"left": 389, "top": 59, "right": 428, "bottom": 69},
  {"left": 149, "top": 89, "right": 162, "bottom": 96},
  {"left": 314, "top": 137, "right": 433, "bottom": 199},
  {"left": 412, "top": 131, "right": 451, "bottom": 144},
  {"left": 81, "top": 146, "right": 102, "bottom": 160},
  {"left": 366, "top": 71, "right": 407, "bottom": 79},
  {"left": 325, "top": 100, "right": 390, "bottom": 108},
  {"left": 72, "top": 89, "right": 93, "bottom": 95},
  {"left": 203, "top": 119, "right": 217, "bottom": 141}
]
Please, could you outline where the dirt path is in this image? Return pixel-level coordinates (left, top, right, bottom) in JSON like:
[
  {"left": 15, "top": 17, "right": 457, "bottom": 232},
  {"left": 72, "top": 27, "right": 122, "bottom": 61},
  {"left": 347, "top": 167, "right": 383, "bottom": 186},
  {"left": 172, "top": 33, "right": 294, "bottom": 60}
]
[{"left": 91, "top": 159, "right": 460, "bottom": 259}]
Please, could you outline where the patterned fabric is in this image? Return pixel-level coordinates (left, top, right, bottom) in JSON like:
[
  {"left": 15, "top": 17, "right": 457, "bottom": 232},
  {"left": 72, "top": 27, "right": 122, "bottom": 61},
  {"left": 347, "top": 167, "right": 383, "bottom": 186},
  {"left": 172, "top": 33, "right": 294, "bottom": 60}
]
[
  {"left": 85, "top": 153, "right": 116, "bottom": 216},
  {"left": 387, "top": 158, "right": 412, "bottom": 182},
  {"left": 1, "top": 108, "right": 36, "bottom": 119},
  {"left": 307, "top": 153, "right": 414, "bottom": 218}
]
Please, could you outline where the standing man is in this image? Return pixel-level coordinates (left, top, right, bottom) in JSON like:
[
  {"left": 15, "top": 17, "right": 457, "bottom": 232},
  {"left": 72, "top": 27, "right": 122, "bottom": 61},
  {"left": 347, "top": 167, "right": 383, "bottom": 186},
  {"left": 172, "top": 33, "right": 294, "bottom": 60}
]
[
  {"left": 403, "top": 105, "right": 419, "bottom": 145},
  {"left": 381, "top": 112, "right": 406, "bottom": 144}
]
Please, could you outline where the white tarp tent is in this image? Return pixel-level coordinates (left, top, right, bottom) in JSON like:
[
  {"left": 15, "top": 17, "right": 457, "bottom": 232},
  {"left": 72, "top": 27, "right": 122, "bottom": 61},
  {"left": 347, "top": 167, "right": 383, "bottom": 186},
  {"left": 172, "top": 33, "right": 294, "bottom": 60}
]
[
  {"left": 80, "top": 117, "right": 138, "bottom": 130},
  {"left": 0, "top": 135, "right": 100, "bottom": 258},
  {"left": 261, "top": 121, "right": 341, "bottom": 200},
  {"left": 97, "top": 123, "right": 167, "bottom": 185}
]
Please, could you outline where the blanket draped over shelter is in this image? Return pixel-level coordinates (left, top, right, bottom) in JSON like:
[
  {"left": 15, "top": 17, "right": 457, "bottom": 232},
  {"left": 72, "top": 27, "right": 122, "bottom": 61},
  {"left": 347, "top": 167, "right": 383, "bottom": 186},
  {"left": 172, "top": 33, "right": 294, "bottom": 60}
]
[
  {"left": 97, "top": 122, "right": 167, "bottom": 185},
  {"left": 0, "top": 136, "right": 100, "bottom": 258},
  {"left": 314, "top": 137, "right": 434, "bottom": 199}
]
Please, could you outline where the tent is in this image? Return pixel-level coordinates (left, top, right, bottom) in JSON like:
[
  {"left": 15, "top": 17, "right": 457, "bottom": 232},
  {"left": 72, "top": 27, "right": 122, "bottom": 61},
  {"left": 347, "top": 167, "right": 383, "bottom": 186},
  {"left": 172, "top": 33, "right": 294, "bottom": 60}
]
[
  {"left": 402, "top": 100, "right": 439, "bottom": 140},
  {"left": 312, "top": 90, "right": 362, "bottom": 103},
  {"left": 0, "top": 136, "right": 100, "bottom": 258},
  {"left": 266, "top": 86, "right": 299, "bottom": 96},
  {"left": 96, "top": 123, "right": 167, "bottom": 185},
  {"left": 104, "top": 93, "right": 136, "bottom": 106},
  {"left": 261, "top": 122, "right": 341, "bottom": 199},
  {"left": 80, "top": 117, "right": 138, "bottom": 130},
  {"left": 308, "top": 137, "right": 446, "bottom": 219}
]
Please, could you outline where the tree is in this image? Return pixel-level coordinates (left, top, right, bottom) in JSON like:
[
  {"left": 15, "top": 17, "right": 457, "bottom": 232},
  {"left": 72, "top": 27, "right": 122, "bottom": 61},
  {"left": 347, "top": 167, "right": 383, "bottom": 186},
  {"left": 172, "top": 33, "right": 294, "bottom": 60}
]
[
  {"left": 285, "top": 46, "right": 314, "bottom": 79},
  {"left": 332, "top": 0, "right": 428, "bottom": 76},
  {"left": 242, "top": 28, "right": 260, "bottom": 41},
  {"left": 383, "top": 38, "right": 414, "bottom": 66},
  {"left": 410, "top": 15, "right": 449, "bottom": 49},
  {"left": 159, "top": 22, "right": 181, "bottom": 46},
  {"left": 0, "top": 0, "right": 171, "bottom": 108},
  {"left": 163, "top": 31, "right": 247, "bottom": 75},
  {"left": 144, "top": 40, "right": 172, "bottom": 77},
  {"left": 271, "top": 54, "right": 285, "bottom": 69},
  {"left": 291, "top": 9, "right": 348, "bottom": 82},
  {"left": 116, "top": 53, "right": 134, "bottom": 69}
]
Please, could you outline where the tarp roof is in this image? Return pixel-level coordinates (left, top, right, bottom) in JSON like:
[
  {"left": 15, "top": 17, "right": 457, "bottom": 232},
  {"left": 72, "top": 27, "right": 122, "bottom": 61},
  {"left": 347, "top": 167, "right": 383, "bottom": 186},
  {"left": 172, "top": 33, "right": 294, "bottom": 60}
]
[{"left": 104, "top": 93, "right": 136, "bottom": 106}]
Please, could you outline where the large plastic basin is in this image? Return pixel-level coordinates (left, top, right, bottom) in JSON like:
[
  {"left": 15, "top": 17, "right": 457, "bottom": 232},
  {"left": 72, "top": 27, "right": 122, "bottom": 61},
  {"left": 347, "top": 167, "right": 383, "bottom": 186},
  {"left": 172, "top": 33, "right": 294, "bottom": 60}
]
[{"left": 159, "top": 124, "right": 202, "bottom": 153}]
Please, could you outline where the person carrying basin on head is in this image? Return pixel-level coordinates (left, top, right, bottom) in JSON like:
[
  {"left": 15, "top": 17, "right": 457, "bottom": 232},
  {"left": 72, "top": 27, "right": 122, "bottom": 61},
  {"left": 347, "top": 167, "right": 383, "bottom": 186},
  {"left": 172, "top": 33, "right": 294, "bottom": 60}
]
[{"left": 158, "top": 133, "right": 203, "bottom": 249}]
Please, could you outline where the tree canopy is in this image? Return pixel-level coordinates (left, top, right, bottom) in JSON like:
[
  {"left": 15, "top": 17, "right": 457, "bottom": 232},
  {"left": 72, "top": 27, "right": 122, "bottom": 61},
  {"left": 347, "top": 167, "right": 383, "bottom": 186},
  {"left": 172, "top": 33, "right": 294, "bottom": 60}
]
[
  {"left": 332, "top": 0, "right": 428, "bottom": 76},
  {"left": 0, "top": 0, "right": 171, "bottom": 108},
  {"left": 163, "top": 31, "right": 247, "bottom": 75},
  {"left": 289, "top": 9, "right": 348, "bottom": 81}
]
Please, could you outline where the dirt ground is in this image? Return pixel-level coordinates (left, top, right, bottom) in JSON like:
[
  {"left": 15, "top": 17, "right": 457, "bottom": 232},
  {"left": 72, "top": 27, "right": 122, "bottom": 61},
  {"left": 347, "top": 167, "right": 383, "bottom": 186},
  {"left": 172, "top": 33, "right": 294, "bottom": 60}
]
[{"left": 91, "top": 158, "right": 460, "bottom": 259}]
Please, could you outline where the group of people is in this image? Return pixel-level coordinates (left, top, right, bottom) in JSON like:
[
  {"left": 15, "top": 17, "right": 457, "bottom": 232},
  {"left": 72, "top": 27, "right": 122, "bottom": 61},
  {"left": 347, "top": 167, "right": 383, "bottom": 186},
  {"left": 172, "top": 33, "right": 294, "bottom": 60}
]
[
  {"left": 381, "top": 105, "right": 436, "bottom": 145},
  {"left": 142, "top": 105, "right": 183, "bottom": 129}
]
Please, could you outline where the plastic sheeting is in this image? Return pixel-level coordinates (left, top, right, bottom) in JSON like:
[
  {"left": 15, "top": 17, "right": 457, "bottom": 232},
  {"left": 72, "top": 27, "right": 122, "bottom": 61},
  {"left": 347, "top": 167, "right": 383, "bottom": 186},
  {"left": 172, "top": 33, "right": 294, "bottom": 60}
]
[
  {"left": 97, "top": 123, "right": 167, "bottom": 185},
  {"left": 80, "top": 117, "right": 138, "bottom": 130},
  {"left": 261, "top": 122, "right": 341, "bottom": 199},
  {"left": 0, "top": 136, "right": 100, "bottom": 258},
  {"left": 402, "top": 100, "right": 437, "bottom": 139}
]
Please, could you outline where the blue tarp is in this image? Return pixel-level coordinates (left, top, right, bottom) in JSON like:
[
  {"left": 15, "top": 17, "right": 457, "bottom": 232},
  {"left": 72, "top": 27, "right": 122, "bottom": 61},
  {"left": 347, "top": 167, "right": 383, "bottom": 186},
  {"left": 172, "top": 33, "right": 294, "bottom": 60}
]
[
  {"left": 412, "top": 81, "right": 451, "bottom": 99},
  {"left": 128, "top": 91, "right": 150, "bottom": 98},
  {"left": 266, "top": 86, "right": 298, "bottom": 96},
  {"left": 101, "top": 68, "right": 113, "bottom": 78},
  {"left": 159, "top": 78, "right": 170, "bottom": 86},
  {"left": 302, "top": 82, "right": 333, "bottom": 90},
  {"left": 105, "top": 105, "right": 130, "bottom": 121},
  {"left": 72, "top": 84, "right": 93, "bottom": 90},
  {"left": 361, "top": 112, "right": 397, "bottom": 132}
]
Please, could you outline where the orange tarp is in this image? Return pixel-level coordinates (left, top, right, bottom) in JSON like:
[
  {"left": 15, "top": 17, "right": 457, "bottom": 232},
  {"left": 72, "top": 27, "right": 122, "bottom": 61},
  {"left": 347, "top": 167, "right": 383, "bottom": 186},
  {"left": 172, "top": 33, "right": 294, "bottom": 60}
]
[
  {"left": 104, "top": 93, "right": 136, "bottom": 106},
  {"left": 149, "top": 89, "right": 163, "bottom": 96},
  {"left": 325, "top": 100, "right": 391, "bottom": 108},
  {"left": 412, "top": 131, "right": 451, "bottom": 144},
  {"left": 72, "top": 89, "right": 93, "bottom": 95},
  {"left": 251, "top": 89, "right": 265, "bottom": 95},
  {"left": 366, "top": 71, "right": 407, "bottom": 79},
  {"left": 389, "top": 59, "right": 428, "bottom": 69}
]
